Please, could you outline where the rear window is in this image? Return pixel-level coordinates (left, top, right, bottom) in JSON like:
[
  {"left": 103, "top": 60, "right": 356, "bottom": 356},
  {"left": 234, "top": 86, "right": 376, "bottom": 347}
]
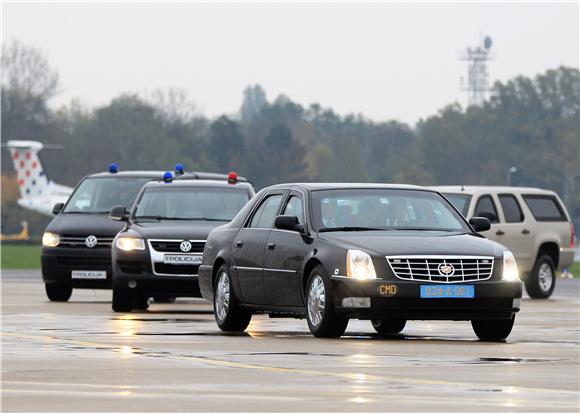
[
  {"left": 522, "top": 195, "right": 566, "bottom": 222},
  {"left": 498, "top": 194, "right": 524, "bottom": 223}
]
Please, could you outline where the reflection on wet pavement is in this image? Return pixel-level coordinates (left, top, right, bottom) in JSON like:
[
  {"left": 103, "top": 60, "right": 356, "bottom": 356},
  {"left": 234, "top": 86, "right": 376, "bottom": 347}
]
[{"left": 2, "top": 271, "right": 579, "bottom": 412}]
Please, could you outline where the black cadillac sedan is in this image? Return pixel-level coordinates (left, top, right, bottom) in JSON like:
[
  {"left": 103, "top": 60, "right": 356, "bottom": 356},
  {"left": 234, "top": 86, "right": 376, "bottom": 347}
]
[{"left": 199, "top": 183, "right": 522, "bottom": 340}]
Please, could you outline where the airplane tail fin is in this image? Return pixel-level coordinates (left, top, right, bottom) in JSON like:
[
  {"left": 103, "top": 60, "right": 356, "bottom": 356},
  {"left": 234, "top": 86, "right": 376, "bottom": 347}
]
[{"left": 6, "top": 140, "right": 50, "bottom": 199}]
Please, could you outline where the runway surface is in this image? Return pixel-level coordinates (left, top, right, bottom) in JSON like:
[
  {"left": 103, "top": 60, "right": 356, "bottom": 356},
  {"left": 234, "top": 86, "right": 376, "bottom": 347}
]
[{"left": 2, "top": 269, "right": 579, "bottom": 412}]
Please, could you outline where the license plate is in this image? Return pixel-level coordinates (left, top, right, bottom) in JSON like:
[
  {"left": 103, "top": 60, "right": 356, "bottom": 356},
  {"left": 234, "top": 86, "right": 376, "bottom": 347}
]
[
  {"left": 163, "top": 254, "right": 202, "bottom": 265},
  {"left": 71, "top": 270, "right": 107, "bottom": 280},
  {"left": 420, "top": 285, "right": 474, "bottom": 298}
]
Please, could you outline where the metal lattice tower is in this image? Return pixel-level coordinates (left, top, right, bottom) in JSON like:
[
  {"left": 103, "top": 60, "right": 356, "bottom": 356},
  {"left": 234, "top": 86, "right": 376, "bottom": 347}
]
[{"left": 461, "top": 36, "right": 493, "bottom": 107}]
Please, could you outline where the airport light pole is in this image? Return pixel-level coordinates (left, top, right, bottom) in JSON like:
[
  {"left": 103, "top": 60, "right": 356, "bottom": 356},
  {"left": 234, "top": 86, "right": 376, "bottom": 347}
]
[{"left": 506, "top": 166, "right": 517, "bottom": 186}]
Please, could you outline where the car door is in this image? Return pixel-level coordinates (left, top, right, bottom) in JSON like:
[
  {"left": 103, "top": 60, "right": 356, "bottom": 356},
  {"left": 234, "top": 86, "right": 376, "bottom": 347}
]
[
  {"left": 472, "top": 194, "right": 501, "bottom": 242},
  {"left": 232, "top": 191, "right": 286, "bottom": 304},
  {"left": 493, "top": 193, "right": 534, "bottom": 271},
  {"left": 262, "top": 191, "right": 310, "bottom": 307}
]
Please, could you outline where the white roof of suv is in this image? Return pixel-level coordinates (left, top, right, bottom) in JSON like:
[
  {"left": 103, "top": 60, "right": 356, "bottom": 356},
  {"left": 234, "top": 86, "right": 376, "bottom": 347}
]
[{"left": 432, "top": 186, "right": 557, "bottom": 196}]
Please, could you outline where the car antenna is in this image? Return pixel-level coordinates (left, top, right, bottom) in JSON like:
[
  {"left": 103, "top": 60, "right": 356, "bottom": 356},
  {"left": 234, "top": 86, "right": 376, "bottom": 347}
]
[{"left": 461, "top": 184, "right": 465, "bottom": 191}]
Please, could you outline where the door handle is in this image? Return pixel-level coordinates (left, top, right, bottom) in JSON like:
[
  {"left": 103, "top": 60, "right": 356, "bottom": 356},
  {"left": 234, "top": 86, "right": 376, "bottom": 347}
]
[
  {"left": 267, "top": 242, "right": 276, "bottom": 250},
  {"left": 236, "top": 240, "right": 244, "bottom": 248},
  {"left": 496, "top": 230, "right": 505, "bottom": 236},
  {"left": 521, "top": 229, "right": 530, "bottom": 235}
]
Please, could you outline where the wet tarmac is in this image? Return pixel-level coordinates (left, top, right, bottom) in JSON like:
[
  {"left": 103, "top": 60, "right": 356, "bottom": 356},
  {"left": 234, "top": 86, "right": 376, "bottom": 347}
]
[{"left": 2, "top": 269, "right": 579, "bottom": 412}]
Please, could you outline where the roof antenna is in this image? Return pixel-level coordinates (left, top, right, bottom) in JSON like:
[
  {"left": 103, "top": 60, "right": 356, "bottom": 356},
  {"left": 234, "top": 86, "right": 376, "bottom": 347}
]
[{"left": 461, "top": 184, "right": 465, "bottom": 192}]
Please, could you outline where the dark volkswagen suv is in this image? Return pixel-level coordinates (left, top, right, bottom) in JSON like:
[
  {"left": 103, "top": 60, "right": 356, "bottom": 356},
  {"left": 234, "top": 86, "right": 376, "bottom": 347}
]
[{"left": 109, "top": 175, "right": 255, "bottom": 312}]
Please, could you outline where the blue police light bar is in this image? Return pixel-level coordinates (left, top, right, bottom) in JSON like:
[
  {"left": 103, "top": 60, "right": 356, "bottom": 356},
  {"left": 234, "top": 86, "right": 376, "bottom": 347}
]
[
  {"left": 109, "top": 163, "right": 119, "bottom": 173},
  {"left": 175, "top": 163, "right": 184, "bottom": 175},
  {"left": 163, "top": 171, "right": 173, "bottom": 183}
]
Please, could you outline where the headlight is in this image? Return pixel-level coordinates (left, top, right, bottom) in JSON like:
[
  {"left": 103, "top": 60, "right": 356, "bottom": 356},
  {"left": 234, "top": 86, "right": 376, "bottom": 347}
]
[
  {"left": 116, "top": 237, "right": 145, "bottom": 251},
  {"left": 502, "top": 251, "right": 520, "bottom": 282},
  {"left": 346, "top": 250, "right": 377, "bottom": 280},
  {"left": 42, "top": 232, "right": 60, "bottom": 247}
]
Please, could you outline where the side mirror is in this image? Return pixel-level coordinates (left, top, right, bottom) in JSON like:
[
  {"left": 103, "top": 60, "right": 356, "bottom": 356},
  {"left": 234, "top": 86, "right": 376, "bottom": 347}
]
[
  {"left": 52, "top": 203, "right": 64, "bottom": 215},
  {"left": 470, "top": 217, "right": 491, "bottom": 232},
  {"left": 109, "top": 205, "right": 129, "bottom": 222},
  {"left": 274, "top": 215, "right": 304, "bottom": 233},
  {"left": 478, "top": 211, "right": 497, "bottom": 223}
]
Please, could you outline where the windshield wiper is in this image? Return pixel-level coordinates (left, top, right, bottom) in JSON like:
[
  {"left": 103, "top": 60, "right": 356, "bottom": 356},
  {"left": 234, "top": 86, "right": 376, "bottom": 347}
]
[
  {"left": 63, "top": 211, "right": 109, "bottom": 214},
  {"left": 392, "top": 227, "right": 456, "bottom": 232},
  {"left": 135, "top": 216, "right": 228, "bottom": 222},
  {"left": 319, "top": 227, "right": 385, "bottom": 232}
]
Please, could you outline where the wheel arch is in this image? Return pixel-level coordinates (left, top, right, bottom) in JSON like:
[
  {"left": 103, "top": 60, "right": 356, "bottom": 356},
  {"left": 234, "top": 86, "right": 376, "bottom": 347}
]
[
  {"left": 302, "top": 257, "right": 324, "bottom": 294},
  {"left": 535, "top": 242, "right": 559, "bottom": 269},
  {"left": 212, "top": 257, "right": 226, "bottom": 291}
]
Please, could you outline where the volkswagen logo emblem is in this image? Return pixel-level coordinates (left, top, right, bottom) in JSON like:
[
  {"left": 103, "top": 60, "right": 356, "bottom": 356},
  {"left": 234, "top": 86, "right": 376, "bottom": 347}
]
[
  {"left": 179, "top": 241, "right": 192, "bottom": 253},
  {"left": 437, "top": 263, "right": 455, "bottom": 276},
  {"left": 85, "top": 235, "right": 98, "bottom": 248}
]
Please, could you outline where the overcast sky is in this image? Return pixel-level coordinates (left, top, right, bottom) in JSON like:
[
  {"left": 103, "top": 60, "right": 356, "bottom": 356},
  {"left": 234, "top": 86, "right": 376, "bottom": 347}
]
[{"left": 3, "top": 2, "right": 578, "bottom": 124}]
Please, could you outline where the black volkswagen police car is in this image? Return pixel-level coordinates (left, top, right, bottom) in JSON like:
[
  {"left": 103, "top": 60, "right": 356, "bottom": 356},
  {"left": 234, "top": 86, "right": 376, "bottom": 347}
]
[
  {"left": 41, "top": 164, "right": 248, "bottom": 302},
  {"left": 109, "top": 172, "right": 255, "bottom": 312},
  {"left": 199, "top": 183, "right": 522, "bottom": 341}
]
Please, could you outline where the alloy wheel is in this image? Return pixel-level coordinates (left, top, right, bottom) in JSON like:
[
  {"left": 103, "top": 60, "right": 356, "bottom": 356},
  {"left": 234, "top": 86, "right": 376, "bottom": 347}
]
[
  {"left": 538, "top": 263, "right": 553, "bottom": 293},
  {"left": 215, "top": 271, "right": 230, "bottom": 321},
  {"left": 307, "top": 274, "right": 325, "bottom": 327}
]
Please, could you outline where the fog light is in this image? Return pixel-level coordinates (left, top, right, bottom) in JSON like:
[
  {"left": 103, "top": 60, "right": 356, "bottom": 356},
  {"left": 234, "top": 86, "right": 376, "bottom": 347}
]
[
  {"left": 342, "top": 297, "right": 371, "bottom": 308},
  {"left": 513, "top": 298, "right": 521, "bottom": 309},
  {"left": 128, "top": 280, "right": 137, "bottom": 289}
]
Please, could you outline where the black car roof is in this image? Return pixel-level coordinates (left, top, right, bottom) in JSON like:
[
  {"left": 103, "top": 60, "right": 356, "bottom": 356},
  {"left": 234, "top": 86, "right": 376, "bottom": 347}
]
[
  {"left": 265, "top": 183, "right": 434, "bottom": 192},
  {"left": 85, "top": 170, "right": 249, "bottom": 182}
]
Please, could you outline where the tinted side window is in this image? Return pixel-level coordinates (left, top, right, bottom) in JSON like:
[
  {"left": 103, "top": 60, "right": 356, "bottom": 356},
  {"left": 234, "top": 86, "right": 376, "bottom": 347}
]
[
  {"left": 499, "top": 194, "right": 524, "bottom": 223},
  {"left": 282, "top": 196, "right": 304, "bottom": 224},
  {"left": 523, "top": 195, "right": 566, "bottom": 222},
  {"left": 249, "top": 195, "right": 284, "bottom": 228},
  {"left": 474, "top": 195, "right": 499, "bottom": 223}
]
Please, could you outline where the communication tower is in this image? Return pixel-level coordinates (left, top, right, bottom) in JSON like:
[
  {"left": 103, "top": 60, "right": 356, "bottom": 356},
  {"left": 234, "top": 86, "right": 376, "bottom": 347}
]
[{"left": 461, "top": 36, "right": 493, "bottom": 107}]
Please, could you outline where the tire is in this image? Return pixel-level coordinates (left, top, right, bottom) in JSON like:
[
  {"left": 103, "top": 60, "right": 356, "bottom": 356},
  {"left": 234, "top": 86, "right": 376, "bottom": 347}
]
[
  {"left": 45, "top": 283, "right": 72, "bottom": 302},
  {"left": 306, "top": 266, "right": 349, "bottom": 338},
  {"left": 213, "top": 265, "right": 252, "bottom": 332},
  {"left": 471, "top": 317, "right": 515, "bottom": 341},
  {"left": 371, "top": 319, "right": 406, "bottom": 335},
  {"left": 153, "top": 296, "right": 176, "bottom": 304},
  {"left": 525, "top": 255, "right": 556, "bottom": 299},
  {"left": 112, "top": 286, "right": 133, "bottom": 312},
  {"left": 133, "top": 295, "right": 150, "bottom": 311}
]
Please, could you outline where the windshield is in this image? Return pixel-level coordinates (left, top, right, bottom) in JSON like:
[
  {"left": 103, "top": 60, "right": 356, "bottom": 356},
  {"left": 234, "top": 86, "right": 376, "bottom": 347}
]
[
  {"left": 64, "top": 177, "right": 151, "bottom": 213},
  {"left": 442, "top": 193, "right": 472, "bottom": 216},
  {"left": 312, "top": 189, "right": 470, "bottom": 232},
  {"left": 134, "top": 187, "right": 250, "bottom": 221}
]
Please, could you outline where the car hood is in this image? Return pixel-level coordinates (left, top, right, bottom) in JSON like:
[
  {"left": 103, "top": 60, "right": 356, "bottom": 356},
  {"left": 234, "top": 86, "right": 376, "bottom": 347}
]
[
  {"left": 319, "top": 230, "right": 505, "bottom": 257},
  {"left": 46, "top": 213, "right": 124, "bottom": 236},
  {"left": 131, "top": 220, "right": 225, "bottom": 240}
]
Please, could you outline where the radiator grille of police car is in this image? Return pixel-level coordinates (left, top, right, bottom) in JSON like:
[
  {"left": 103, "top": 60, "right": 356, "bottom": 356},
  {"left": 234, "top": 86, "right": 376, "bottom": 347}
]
[
  {"left": 59, "top": 235, "right": 114, "bottom": 248},
  {"left": 386, "top": 256, "right": 494, "bottom": 283},
  {"left": 150, "top": 241, "right": 205, "bottom": 253}
]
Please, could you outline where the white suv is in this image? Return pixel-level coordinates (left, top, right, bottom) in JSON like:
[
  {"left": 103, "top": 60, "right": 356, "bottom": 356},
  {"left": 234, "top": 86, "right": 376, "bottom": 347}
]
[{"left": 433, "top": 186, "right": 575, "bottom": 299}]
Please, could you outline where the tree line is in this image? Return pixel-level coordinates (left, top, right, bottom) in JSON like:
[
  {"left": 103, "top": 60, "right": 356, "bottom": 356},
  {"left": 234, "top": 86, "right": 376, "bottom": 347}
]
[{"left": 2, "top": 40, "right": 579, "bottom": 235}]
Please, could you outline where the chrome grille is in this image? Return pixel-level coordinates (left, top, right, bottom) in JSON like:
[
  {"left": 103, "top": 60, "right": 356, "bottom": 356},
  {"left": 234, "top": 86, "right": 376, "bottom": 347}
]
[
  {"left": 59, "top": 235, "right": 114, "bottom": 248},
  {"left": 150, "top": 240, "right": 205, "bottom": 253},
  {"left": 386, "top": 255, "right": 494, "bottom": 283}
]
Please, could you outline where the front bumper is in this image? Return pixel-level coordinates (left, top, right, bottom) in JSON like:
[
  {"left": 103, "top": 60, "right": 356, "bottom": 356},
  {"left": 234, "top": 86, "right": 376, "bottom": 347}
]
[
  {"left": 113, "top": 249, "right": 201, "bottom": 298},
  {"left": 331, "top": 278, "right": 522, "bottom": 321},
  {"left": 41, "top": 247, "right": 112, "bottom": 289}
]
